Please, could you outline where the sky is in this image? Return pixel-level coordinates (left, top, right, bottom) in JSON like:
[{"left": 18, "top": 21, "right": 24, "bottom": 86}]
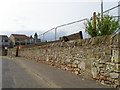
[{"left": 0, "top": 0, "right": 119, "bottom": 40}]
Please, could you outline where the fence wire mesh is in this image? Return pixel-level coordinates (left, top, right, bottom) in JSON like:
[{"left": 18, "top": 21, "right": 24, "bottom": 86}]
[
  {"left": 38, "top": 2, "right": 120, "bottom": 42},
  {"left": 103, "top": 3, "right": 120, "bottom": 24},
  {"left": 118, "top": 1, "right": 120, "bottom": 25},
  {"left": 38, "top": 19, "right": 88, "bottom": 42},
  {"left": 103, "top": 2, "right": 120, "bottom": 33}
]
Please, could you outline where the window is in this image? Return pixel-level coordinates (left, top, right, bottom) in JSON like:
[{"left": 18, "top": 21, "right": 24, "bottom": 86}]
[
  {"left": 2, "top": 40, "right": 8, "bottom": 42},
  {"left": 5, "top": 40, "right": 8, "bottom": 42},
  {"left": 16, "top": 39, "right": 19, "bottom": 41}
]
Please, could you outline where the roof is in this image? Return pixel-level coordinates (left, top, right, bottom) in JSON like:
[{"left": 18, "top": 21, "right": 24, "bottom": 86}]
[
  {"left": 64, "top": 32, "right": 82, "bottom": 40},
  {"left": 0, "top": 35, "right": 9, "bottom": 40},
  {"left": 11, "top": 34, "right": 33, "bottom": 39}
]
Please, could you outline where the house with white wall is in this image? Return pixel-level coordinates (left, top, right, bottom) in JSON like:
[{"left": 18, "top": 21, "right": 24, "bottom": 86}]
[
  {"left": 9, "top": 34, "right": 34, "bottom": 47},
  {"left": 0, "top": 35, "right": 10, "bottom": 48}
]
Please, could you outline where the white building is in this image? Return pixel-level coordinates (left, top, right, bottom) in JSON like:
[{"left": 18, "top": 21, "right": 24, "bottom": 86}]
[
  {"left": 9, "top": 34, "right": 34, "bottom": 47},
  {"left": 0, "top": 35, "right": 10, "bottom": 48}
]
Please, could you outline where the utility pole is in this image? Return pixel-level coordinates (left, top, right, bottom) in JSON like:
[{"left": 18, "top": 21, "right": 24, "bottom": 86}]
[
  {"left": 118, "top": 1, "right": 120, "bottom": 25},
  {"left": 101, "top": 0, "right": 104, "bottom": 23}
]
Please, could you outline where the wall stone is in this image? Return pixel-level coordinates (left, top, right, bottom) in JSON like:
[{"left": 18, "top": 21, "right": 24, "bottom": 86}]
[{"left": 8, "top": 33, "right": 120, "bottom": 88}]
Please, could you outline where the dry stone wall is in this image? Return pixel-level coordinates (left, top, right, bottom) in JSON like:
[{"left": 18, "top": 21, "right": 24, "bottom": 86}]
[{"left": 8, "top": 33, "right": 120, "bottom": 88}]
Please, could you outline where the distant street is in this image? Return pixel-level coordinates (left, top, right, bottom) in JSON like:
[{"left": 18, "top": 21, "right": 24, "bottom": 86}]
[{"left": 2, "top": 57, "right": 112, "bottom": 88}]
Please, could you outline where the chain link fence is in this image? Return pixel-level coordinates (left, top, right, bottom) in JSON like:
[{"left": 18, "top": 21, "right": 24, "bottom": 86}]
[
  {"left": 38, "top": 18, "right": 88, "bottom": 42},
  {"left": 118, "top": 1, "right": 120, "bottom": 25},
  {"left": 103, "top": 2, "right": 120, "bottom": 25},
  {"left": 103, "top": 2, "right": 120, "bottom": 33},
  {"left": 38, "top": 2, "right": 120, "bottom": 42}
]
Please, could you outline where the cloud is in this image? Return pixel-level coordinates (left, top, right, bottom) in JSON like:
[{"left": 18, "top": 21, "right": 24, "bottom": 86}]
[{"left": 0, "top": 0, "right": 118, "bottom": 40}]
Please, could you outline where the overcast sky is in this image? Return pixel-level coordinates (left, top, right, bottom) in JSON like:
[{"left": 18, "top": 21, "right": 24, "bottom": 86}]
[{"left": 0, "top": 0, "right": 119, "bottom": 40}]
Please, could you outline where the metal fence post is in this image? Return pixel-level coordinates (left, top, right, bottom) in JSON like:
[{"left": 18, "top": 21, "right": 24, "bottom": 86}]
[
  {"left": 118, "top": 2, "right": 120, "bottom": 33},
  {"left": 55, "top": 27, "right": 57, "bottom": 40},
  {"left": 43, "top": 34, "right": 45, "bottom": 42}
]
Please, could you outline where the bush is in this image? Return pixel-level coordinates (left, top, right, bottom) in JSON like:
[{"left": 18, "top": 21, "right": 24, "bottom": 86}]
[{"left": 84, "top": 13, "right": 120, "bottom": 37}]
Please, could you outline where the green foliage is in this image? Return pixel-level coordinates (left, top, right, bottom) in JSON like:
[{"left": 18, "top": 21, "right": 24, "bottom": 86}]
[{"left": 84, "top": 13, "right": 120, "bottom": 37}]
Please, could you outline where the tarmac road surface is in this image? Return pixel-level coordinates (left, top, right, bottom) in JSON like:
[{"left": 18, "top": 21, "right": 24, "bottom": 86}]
[
  {"left": 2, "top": 56, "right": 115, "bottom": 88},
  {"left": 2, "top": 57, "right": 49, "bottom": 88}
]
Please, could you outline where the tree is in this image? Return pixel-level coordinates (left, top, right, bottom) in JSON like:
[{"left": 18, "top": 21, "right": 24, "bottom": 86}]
[{"left": 84, "top": 13, "right": 120, "bottom": 37}]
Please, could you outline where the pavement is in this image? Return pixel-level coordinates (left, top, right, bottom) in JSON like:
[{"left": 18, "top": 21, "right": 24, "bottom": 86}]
[{"left": 2, "top": 56, "right": 115, "bottom": 88}]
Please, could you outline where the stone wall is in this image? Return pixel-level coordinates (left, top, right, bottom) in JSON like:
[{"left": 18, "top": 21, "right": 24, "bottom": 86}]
[
  {"left": 8, "top": 33, "right": 120, "bottom": 88},
  {"left": 0, "top": 48, "right": 8, "bottom": 56}
]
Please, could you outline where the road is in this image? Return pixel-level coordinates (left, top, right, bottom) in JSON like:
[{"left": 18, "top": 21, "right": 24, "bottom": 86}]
[
  {"left": 2, "top": 57, "right": 49, "bottom": 88},
  {"left": 2, "top": 56, "right": 114, "bottom": 88}
]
